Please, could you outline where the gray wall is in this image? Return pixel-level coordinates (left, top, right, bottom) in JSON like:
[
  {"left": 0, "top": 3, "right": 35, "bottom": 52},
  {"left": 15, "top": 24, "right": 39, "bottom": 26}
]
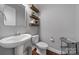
[
  {"left": 75, "top": 5, "right": 79, "bottom": 42},
  {"left": 40, "top": 4, "right": 77, "bottom": 51},
  {"left": 0, "top": 4, "right": 38, "bottom": 55}
]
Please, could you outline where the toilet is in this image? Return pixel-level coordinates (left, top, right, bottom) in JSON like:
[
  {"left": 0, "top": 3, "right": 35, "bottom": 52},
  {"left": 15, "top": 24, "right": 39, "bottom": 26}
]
[{"left": 32, "top": 35, "right": 48, "bottom": 55}]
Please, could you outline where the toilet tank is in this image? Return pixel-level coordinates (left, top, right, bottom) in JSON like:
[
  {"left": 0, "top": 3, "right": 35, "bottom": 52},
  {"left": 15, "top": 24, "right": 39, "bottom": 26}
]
[{"left": 32, "top": 35, "right": 39, "bottom": 44}]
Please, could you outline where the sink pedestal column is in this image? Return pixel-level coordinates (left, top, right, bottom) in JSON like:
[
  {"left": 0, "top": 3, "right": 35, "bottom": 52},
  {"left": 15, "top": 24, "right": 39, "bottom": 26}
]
[{"left": 15, "top": 45, "right": 26, "bottom": 55}]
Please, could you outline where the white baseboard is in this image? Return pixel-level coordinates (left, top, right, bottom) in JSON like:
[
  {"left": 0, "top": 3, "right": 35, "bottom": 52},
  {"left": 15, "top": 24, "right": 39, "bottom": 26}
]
[{"left": 48, "top": 47, "right": 61, "bottom": 54}]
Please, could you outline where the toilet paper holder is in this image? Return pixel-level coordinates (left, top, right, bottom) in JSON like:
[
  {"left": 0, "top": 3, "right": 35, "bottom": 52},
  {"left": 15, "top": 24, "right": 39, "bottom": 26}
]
[{"left": 50, "top": 37, "right": 55, "bottom": 42}]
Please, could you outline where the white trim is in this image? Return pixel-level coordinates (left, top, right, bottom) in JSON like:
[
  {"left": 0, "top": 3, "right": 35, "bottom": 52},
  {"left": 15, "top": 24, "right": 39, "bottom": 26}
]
[{"left": 48, "top": 47, "right": 61, "bottom": 54}]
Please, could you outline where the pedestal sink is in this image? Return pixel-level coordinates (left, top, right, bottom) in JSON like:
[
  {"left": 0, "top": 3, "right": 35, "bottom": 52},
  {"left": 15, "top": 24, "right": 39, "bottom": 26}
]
[{"left": 0, "top": 34, "right": 32, "bottom": 55}]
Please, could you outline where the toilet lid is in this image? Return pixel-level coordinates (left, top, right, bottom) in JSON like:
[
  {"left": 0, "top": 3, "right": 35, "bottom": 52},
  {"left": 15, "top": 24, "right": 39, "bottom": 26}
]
[{"left": 36, "top": 42, "right": 48, "bottom": 49}]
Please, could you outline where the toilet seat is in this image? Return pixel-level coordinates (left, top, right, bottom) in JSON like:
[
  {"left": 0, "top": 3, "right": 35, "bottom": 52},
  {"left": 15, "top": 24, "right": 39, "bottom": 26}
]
[{"left": 36, "top": 42, "right": 48, "bottom": 49}]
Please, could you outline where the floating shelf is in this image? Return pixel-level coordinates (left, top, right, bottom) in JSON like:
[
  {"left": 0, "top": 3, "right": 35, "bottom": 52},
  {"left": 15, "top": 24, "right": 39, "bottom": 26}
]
[
  {"left": 30, "top": 4, "right": 40, "bottom": 26},
  {"left": 30, "top": 5, "right": 40, "bottom": 13},
  {"left": 30, "top": 23, "right": 39, "bottom": 26},
  {"left": 30, "top": 14, "right": 40, "bottom": 20}
]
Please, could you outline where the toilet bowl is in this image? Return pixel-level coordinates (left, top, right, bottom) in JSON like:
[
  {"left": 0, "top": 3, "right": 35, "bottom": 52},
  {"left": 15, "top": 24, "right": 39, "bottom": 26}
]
[{"left": 32, "top": 35, "right": 48, "bottom": 55}]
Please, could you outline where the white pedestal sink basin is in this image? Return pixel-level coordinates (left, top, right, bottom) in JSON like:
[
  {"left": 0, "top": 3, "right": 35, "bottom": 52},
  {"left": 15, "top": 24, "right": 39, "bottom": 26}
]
[{"left": 0, "top": 34, "right": 32, "bottom": 48}]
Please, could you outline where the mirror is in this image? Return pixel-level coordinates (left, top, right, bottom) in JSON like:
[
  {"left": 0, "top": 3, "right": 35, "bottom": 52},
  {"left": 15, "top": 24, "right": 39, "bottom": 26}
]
[
  {"left": 4, "top": 5, "right": 16, "bottom": 26},
  {"left": 0, "top": 4, "right": 26, "bottom": 26}
]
